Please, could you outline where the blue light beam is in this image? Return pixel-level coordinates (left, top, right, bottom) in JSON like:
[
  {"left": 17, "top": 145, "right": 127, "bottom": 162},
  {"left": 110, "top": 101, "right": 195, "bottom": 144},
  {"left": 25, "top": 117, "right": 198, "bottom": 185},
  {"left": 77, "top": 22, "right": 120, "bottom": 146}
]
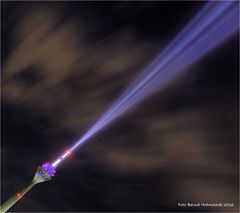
[{"left": 52, "top": 1, "right": 238, "bottom": 167}]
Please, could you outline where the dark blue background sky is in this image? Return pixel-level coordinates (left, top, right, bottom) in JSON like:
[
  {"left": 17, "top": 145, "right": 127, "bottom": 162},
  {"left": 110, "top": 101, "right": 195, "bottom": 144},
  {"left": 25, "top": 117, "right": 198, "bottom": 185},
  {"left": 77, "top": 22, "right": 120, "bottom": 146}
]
[{"left": 1, "top": 1, "right": 239, "bottom": 212}]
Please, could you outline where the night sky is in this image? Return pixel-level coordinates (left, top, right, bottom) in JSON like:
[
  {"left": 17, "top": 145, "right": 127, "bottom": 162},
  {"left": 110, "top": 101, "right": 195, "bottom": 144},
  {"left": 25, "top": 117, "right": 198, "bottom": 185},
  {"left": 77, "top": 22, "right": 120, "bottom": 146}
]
[{"left": 1, "top": 1, "right": 239, "bottom": 212}]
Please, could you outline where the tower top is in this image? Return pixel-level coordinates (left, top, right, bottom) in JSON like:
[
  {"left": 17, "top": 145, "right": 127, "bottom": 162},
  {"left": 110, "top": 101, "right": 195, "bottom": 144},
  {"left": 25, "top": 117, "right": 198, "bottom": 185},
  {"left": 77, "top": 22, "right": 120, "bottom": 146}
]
[{"left": 33, "top": 162, "right": 56, "bottom": 184}]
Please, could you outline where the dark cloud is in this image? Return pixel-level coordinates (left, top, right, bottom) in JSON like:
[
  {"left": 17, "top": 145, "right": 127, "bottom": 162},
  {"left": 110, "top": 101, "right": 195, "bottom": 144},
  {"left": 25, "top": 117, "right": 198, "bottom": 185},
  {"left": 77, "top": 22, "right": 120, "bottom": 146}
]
[{"left": 1, "top": 1, "right": 239, "bottom": 212}]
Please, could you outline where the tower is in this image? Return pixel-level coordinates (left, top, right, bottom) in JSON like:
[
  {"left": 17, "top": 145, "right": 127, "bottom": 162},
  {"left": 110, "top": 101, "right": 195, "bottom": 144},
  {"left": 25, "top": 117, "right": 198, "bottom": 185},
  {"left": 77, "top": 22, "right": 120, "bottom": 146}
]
[{"left": 0, "top": 163, "right": 55, "bottom": 213}]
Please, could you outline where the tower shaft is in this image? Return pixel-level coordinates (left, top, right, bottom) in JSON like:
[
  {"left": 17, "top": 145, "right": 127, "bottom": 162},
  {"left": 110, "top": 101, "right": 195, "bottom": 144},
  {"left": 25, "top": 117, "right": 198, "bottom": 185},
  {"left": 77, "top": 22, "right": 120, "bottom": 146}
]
[
  {"left": 1, "top": 182, "right": 35, "bottom": 213},
  {"left": 1, "top": 163, "right": 55, "bottom": 212}
]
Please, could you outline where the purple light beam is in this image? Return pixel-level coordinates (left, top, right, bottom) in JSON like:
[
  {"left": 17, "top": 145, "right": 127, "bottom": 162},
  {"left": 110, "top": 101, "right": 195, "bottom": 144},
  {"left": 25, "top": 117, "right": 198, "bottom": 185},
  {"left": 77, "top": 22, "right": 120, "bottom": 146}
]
[{"left": 52, "top": 1, "right": 238, "bottom": 168}]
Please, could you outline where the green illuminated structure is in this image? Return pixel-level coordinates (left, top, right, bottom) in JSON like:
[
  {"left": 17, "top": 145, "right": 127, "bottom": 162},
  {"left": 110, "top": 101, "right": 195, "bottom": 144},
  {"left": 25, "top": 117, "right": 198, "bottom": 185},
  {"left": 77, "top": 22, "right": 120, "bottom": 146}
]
[{"left": 1, "top": 163, "right": 55, "bottom": 213}]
